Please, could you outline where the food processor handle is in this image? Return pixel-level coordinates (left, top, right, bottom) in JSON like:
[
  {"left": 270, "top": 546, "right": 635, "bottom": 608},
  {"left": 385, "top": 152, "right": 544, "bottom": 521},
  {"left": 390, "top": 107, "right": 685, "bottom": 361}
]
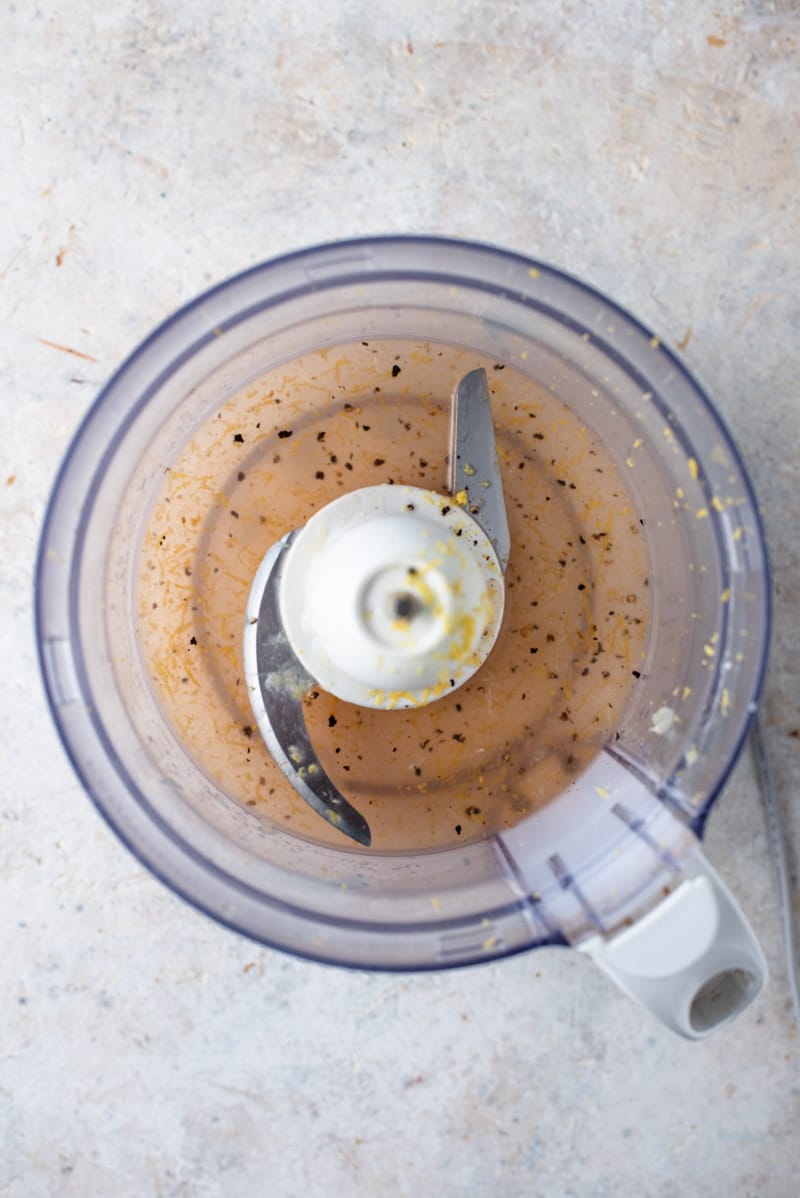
[{"left": 579, "top": 847, "right": 768, "bottom": 1039}]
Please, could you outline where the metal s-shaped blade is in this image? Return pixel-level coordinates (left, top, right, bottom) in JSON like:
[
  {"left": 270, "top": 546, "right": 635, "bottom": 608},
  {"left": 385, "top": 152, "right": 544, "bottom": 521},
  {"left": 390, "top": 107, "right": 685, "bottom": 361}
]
[
  {"left": 246, "top": 531, "right": 372, "bottom": 847},
  {"left": 448, "top": 367, "right": 511, "bottom": 572},
  {"left": 245, "top": 366, "right": 509, "bottom": 847}
]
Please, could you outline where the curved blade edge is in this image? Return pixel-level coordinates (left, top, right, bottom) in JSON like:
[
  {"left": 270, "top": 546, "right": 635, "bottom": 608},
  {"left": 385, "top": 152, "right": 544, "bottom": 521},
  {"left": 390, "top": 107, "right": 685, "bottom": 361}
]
[{"left": 245, "top": 532, "right": 372, "bottom": 847}]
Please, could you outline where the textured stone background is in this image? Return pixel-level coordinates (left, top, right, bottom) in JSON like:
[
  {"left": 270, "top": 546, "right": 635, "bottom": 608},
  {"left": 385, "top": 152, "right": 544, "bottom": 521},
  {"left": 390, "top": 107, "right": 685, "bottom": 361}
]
[{"left": 1, "top": 2, "right": 798, "bottom": 1195}]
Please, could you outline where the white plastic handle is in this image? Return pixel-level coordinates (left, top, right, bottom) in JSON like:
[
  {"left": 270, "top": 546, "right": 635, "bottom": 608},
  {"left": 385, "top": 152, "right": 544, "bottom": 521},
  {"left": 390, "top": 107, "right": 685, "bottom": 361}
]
[{"left": 579, "top": 847, "right": 768, "bottom": 1039}]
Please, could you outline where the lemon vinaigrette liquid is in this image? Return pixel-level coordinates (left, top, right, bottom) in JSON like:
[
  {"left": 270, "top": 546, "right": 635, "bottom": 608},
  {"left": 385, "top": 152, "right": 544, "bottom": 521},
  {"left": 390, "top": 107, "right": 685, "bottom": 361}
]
[{"left": 137, "top": 340, "right": 650, "bottom": 851}]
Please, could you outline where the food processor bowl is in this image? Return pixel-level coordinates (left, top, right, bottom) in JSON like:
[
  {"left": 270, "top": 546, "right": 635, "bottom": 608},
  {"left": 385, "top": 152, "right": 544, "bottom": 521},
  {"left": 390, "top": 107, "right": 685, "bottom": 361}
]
[{"left": 36, "top": 237, "right": 770, "bottom": 1037}]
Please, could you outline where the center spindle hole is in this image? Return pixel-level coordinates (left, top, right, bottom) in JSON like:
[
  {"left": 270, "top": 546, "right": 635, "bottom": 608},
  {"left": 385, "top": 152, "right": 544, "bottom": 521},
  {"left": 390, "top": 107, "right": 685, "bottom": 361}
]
[{"left": 393, "top": 593, "right": 418, "bottom": 620}]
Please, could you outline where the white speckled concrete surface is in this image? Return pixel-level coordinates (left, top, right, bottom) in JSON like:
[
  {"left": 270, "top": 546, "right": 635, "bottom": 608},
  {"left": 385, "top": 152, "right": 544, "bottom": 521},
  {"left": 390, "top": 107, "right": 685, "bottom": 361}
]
[{"left": 2, "top": 1, "right": 799, "bottom": 1194}]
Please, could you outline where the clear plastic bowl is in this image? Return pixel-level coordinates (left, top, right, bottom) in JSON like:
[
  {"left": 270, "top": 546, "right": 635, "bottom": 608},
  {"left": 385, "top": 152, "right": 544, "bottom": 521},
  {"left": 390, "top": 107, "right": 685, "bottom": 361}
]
[{"left": 36, "top": 237, "right": 770, "bottom": 969}]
